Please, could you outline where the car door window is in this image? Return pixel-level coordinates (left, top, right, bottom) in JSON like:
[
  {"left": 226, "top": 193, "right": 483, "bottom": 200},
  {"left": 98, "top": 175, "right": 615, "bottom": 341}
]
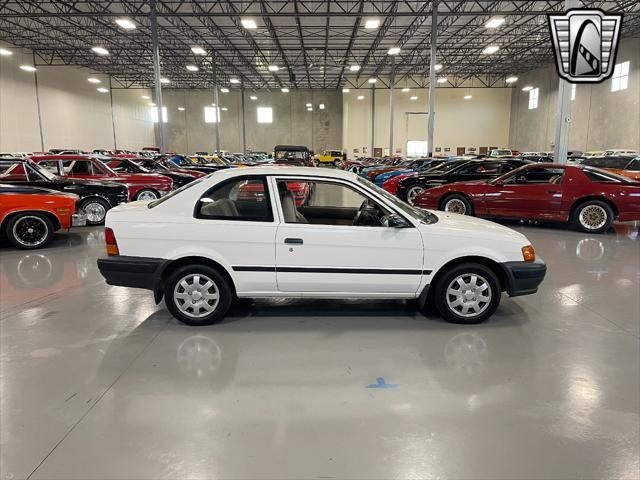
[
  {"left": 38, "top": 160, "right": 60, "bottom": 174},
  {"left": 505, "top": 167, "right": 565, "bottom": 184},
  {"left": 277, "top": 179, "right": 391, "bottom": 227},
  {"left": 196, "top": 177, "right": 274, "bottom": 222},
  {"left": 627, "top": 159, "right": 640, "bottom": 171},
  {"left": 62, "top": 160, "right": 92, "bottom": 175},
  {"left": 0, "top": 162, "right": 28, "bottom": 181}
]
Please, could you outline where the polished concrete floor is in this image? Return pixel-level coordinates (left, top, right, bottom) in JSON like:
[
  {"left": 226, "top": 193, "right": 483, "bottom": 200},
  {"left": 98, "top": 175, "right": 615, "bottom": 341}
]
[{"left": 1, "top": 222, "right": 639, "bottom": 479}]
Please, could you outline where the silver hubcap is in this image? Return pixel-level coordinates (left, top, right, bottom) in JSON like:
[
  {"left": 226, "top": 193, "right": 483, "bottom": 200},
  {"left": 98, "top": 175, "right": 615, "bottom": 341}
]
[
  {"left": 83, "top": 202, "right": 106, "bottom": 223},
  {"left": 579, "top": 205, "right": 607, "bottom": 230},
  {"left": 445, "top": 198, "right": 467, "bottom": 214},
  {"left": 137, "top": 190, "right": 158, "bottom": 201},
  {"left": 12, "top": 216, "right": 48, "bottom": 247},
  {"left": 174, "top": 273, "right": 220, "bottom": 318},
  {"left": 407, "top": 186, "right": 425, "bottom": 205},
  {"left": 446, "top": 273, "right": 492, "bottom": 318}
]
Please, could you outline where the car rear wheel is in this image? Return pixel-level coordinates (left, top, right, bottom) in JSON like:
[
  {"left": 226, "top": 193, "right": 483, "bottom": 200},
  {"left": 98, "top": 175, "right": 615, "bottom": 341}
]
[
  {"left": 405, "top": 184, "right": 425, "bottom": 205},
  {"left": 80, "top": 198, "right": 109, "bottom": 225},
  {"left": 164, "top": 265, "right": 232, "bottom": 326},
  {"left": 573, "top": 200, "right": 613, "bottom": 234},
  {"left": 442, "top": 194, "right": 473, "bottom": 215},
  {"left": 6, "top": 213, "right": 54, "bottom": 250},
  {"left": 433, "top": 263, "right": 501, "bottom": 324},
  {"left": 135, "top": 189, "right": 160, "bottom": 201}
]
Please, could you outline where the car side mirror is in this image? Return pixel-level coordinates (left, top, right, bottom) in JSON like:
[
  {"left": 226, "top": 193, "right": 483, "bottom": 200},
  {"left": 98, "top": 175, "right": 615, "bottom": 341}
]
[{"left": 383, "top": 213, "right": 411, "bottom": 228}]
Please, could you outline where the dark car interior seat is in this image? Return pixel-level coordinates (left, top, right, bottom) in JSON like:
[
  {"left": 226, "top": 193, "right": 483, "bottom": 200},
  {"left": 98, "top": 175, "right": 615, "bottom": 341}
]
[
  {"left": 278, "top": 182, "right": 308, "bottom": 223},
  {"left": 200, "top": 198, "right": 239, "bottom": 217}
]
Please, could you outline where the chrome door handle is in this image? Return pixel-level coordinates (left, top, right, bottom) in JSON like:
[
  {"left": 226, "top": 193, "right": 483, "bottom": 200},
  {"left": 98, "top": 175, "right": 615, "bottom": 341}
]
[{"left": 284, "top": 238, "right": 303, "bottom": 245}]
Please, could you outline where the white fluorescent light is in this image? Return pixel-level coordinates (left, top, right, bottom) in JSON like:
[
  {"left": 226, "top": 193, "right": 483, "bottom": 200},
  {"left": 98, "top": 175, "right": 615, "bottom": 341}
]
[
  {"left": 401, "top": 87, "right": 410, "bottom": 92},
  {"left": 522, "top": 85, "right": 533, "bottom": 91},
  {"left": 365, "top": 19, "right": 380, "bottom": 29},
  {"left": 211, "top": 103, "right": 216, "bottom": 106},
  {"left": 250, "top": 95, "right": 258, "bottom": 100},
  {"left": 437, "top": 77, "right": 447, "bottom": 83},
  {"left": 91, "top": 46, "right": 109, "bottom": 55},
  {"left": 357, "top": 95, "right": 365, "bottom": 100},
  {"left": 434, "top": 64, "right": 443, "bottom": 71},
  {"left": 319, "top": 103, "right": 325, "bottom": 109},
  {"left": 160, "top": 77, "right": 170, "bottom": 84},
  {"left": 19, "top": 65, "right": 36, "bottom": 72},
  {"left": 0, "top": 48, "right": 13, "bottom": 56},
  {"left": 241, "top": 18, "right": 257, "bottom": 29},
  {"left": 141, "top": 95, "right": 150, "bottom": 99},
  {"left": 191, "top": 46, "right": 206, "bottom": 55},
  {"left": 505, "top": 76, "right": 519, "bottom": 83},
  {"left": 178, "top": 107, "right": 185, "bottom": 111},
  {"left": 186, "top": 64, "right": 199, "bottom": 72},
  {"left": 410, "top": 96, "right": 418, "bottom": 100},
  {"left": 87, "top": 77, "right": 101, "bottom": 84},
  {"left": 306, "top": 103, "right": 312, "bottom": 107},
  {"left": 220, "top": 87, "right": 229, "bottom": 93},
  {"left": 342, "top": 88, "right": 350, "bottom": 93},
  {"left": 222, "top": 107, "right": 228, "bottom": 111},
  {"left": 387, "top": 47, "right": 401, "bottom": 55},
  {"left": 115, "top": 18, "right": 136, "bottom": 30},
  {"left": 482, "top": 45, "right": 500, "bottom": 54},
  {"left": 349, "top": 65, "right": 360, "bottom": 72},
  {"left": 464, "top": 95, "right": 473, "bottom": 100},
  {"left": 307, "top": 107, "right": 313, "bottom": 111},
  {"left": 97, "top": 87, "right": 109, "bottom": 93},
  {"left": 230, "top": 78, "right": 240, "bottom": 84},
  {"left": 268, "top": 65, "right": 279, "bottom": 72},
  {"left": 281, "top": 87, "right": 290, "bottom": 93},
  {"left": 485, "top": 17, "right": 505, "bottom": 28},
  {"left": 367, "top": 77, "right": 377, "bottom": 84},
  {"left": 148, "top": 102, "right": 156, "bottom": 106}
]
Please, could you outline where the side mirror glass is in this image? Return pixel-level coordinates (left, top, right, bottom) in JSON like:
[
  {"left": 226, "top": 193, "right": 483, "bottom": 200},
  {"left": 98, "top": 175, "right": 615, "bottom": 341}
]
[{"left": 383, "top": 213, "right": 411, "bottom": 228}]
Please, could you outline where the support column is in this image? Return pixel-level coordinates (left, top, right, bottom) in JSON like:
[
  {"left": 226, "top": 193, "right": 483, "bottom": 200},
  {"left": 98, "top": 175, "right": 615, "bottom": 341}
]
[
  {"left": 371, "top": 85, "right": 376, "bottom": 156},
  {"left": 554, "top": 0, "right": 579, "bottom": 164},
  {"left": 109, "top": 77, "right": 118, "bottom": 149},
  {"left": 32, "top": 52, "right": 44, "bottom": 151},
  {"left": 389, "top": 56, "right": 395, "bottom": 156},
  {"left": 427, "top": 1, "right": 438, "bottom": 156},
  {"left": 241, "top": 79, "right": 247, "bottom": 153},
  {"left": 150, "top": 0, "right": 165, "bottom": 153},
  {"left": 212, "top": 52, "right": 221, "bottom": 154}
]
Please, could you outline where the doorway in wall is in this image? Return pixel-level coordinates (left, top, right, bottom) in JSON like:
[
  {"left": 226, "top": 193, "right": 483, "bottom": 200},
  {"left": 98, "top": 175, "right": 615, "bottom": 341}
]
[
  {"left": 456, "top": 147, "right": 465, "bottom": 156},
  {"left": 404, "top": 112, "right": 429, "bottom": 157}
]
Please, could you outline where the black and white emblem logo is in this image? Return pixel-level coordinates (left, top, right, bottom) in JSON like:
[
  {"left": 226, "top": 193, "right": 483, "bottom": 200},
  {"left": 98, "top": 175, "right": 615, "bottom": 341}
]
[{"left": 548, "top": 9, "right": 623, "bottom": 83}]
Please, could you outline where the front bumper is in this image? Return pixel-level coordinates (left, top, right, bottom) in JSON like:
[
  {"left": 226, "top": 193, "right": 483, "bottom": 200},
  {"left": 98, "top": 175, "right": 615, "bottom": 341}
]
[
  {"left": 97, "top": 255, "right": 165, "bottom": 290},
  {"left": 501, "top": 259, "right": 547, "bottom": 297},
  {"left": 71, "top": 212, "right": 87, "bottom": 227}
]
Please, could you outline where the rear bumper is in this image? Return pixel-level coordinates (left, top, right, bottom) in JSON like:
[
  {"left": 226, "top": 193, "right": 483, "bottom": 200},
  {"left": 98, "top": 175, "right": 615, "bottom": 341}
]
[
  {"left": 97, "top": 255, "right": 164, "bottom": 290},
  {"left": 501, "top": 259, "right": 547, "bottom": 297}
]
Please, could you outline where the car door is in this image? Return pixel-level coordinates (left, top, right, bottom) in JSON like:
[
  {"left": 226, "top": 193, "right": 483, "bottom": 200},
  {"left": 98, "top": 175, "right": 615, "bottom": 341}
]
[
  {"left": 484, "top": 166, "right": 565, "bottom": 220},
  {"left": 272, "top": 176, "right": 423, "bottom": 294}
]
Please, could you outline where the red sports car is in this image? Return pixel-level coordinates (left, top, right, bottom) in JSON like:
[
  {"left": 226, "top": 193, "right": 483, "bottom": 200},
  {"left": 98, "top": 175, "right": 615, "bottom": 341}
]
[
  {"left": 382, "top": 172, "right": 417, "bottom": 195},
  {"left": 414, "top": 163, "right": 640, "bottom": 233},
  {"left": 31, "top": 155, "right": 173, "bottom": 201}
]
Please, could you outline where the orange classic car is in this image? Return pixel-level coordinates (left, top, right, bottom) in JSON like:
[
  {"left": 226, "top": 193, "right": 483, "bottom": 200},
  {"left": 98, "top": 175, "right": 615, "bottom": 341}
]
[{"left": 0, "top": 184, "right": 86, "bottom": 249}]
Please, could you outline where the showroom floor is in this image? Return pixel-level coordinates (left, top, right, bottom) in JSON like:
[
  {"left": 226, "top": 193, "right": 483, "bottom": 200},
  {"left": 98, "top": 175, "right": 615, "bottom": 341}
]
[{"left": 1, "top": 222, "right": 639, "bottom": 480}]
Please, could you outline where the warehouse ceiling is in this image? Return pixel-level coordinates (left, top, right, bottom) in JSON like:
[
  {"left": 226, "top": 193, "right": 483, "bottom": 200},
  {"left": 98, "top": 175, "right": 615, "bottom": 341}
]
[{"left": 1, "top": 1, "right": 639, "bottom": 90}]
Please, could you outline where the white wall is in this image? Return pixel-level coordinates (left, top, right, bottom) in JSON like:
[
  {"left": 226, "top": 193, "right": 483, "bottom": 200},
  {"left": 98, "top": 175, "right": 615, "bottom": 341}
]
[{"left": 343, "top": 86, "right": 513, "bottom": 156}]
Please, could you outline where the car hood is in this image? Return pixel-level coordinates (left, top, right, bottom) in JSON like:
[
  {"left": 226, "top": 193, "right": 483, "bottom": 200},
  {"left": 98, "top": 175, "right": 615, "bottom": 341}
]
[
  {"left": 110, "top": 173, "right": 172, "bottom": 184},
  {"left": 420, "top": 209, "right": 528, "bottom": 243}
]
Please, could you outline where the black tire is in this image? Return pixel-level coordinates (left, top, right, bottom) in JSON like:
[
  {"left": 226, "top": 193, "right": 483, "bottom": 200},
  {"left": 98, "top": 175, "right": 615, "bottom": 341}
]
[
  {"left": 403, "top": 182, "right": 425, "bottom": 205},
  {"left": 164, "top": 264, "right": 233, "bottom": 326},
  {"left": 80, "top": 197, "right": 110, "bottom": 225},
  {"left": 5, "top": 212, "right": 54, "bottom": 250},
  {"left": 433, "top": 263, "right": 501, "bottom": 324},
  {"left": 135, "top": 188, "right": 160, "bottom": 201},
  {"left": 572, "top": 200, "right": 614, "bottom": 234},
  {"left": 441, "top": 194, "right": 473, "bottom": 216}
]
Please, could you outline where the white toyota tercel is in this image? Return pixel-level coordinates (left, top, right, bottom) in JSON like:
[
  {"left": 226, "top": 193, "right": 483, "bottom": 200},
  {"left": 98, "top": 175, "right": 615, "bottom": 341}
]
[{"left": 98, "top": 167, "right": 546, "bottom": 326}]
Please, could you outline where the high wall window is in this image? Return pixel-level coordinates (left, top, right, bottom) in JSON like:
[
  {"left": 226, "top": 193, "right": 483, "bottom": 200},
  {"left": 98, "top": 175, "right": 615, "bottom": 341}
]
[
  {"left": 528, "top": 87, "right": 539, "bottom": 109},
  {"left": 150, "top": 106, "right": 168, "bottom": 123},
  {"left": 204, "top": 106, "right": 220, "bottom": 123},
  {"left": 571, "top": 83, "right": 576, "bottom": 101},
  {"left": 611, "top": 61, "right": 630, "bottom": 92},
  {"left": 406, "top": 140, "right": 428, "bottom": 157},
  {"left": 257, "top": 107, "right": 273, "bottom": 124}
]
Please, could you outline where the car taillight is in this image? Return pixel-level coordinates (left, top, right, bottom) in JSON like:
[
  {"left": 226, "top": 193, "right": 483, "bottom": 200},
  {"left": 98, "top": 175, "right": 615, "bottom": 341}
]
[
  {"left": 522, "top": 245, "right": 535, "bottom": 262},
  {"left": 105, "top": 227, "right": 119, "bottom": 256}
]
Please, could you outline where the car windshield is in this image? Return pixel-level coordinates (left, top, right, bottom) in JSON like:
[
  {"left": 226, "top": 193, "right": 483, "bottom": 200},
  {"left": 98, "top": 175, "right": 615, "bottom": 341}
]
[
  {"left": 428, "top": 160, "right": 467, "bottom": 173},
  {"left": 582, "top": 157, "right": 631, "bottom": 169},
  {"left": 148, "top": 175, "right": 207, "bottom": 208},
  {"left": 582, "top": 166, "right": 635, "bottom": 183},
  {"left": 357, "top": 176, "right": 438, "bottom": 224}
]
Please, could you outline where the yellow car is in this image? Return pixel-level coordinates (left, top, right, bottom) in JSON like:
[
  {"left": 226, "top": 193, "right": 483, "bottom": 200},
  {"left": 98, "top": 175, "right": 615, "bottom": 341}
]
[{"left": 315, "top": 149, "right": 344, "bottom": 166}]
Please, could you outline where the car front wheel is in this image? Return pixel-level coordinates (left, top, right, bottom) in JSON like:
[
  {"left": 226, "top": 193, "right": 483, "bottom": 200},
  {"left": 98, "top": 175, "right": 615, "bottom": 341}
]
[
  {"left": 405, "top": 184, "right": 425, "bottom": 205},
  {"left": 135, "top": 189, "right": 160, "bottom": 201},
  {"left": 573, "top": 200, "right": 613, "bottom": 234},
  {"left": 433, "top": 263, "right": 501, "bottom": 324},
  {"left": 441, "top": 194, "right": 473, "bottom": 215},
  {"left": 164, "top": 265, "right": 232, "bottom": 326}
]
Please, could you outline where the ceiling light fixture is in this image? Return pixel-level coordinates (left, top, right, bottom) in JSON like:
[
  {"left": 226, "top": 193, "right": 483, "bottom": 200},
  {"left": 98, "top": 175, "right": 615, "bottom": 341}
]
[
  {"left": 505, "top": 76, "right": 519, "bottom": 83},
  {"left": 250, "top": 95, "right": 258, "bottom": 100},
  {"left": 522, "top": 85, "right": 534, "bottom": 91},
  {"left": 141, "top": 95, "right": 150, "bottom": 99},
  {"left": 402, "top": 87, "right": 410, "bottom": 92},
  {"left": 367, "top": 77, "right": 377, "bottom": 84},
  {"left": 410, "top": 96, "right": 418, "bottom": 100},
  {"left": 160, "top": 78, "right": 170, "bottom": 84},
  {"left": 482, "top": 45, "right": 500, "bottom": 54},
  {"left": 220, "top": 87, "right": 229, "bottom": 93},
  {"left": 307, "top": 107, "right": 313, "bottom": 111},
  {"left": 464, "top": 95, "right": 473, "bottom": 100},
  {"left": 365, "top": 19, "right": 380, "bottom": 29},
  {"left": 306, "top": 103, "right": 312, "bottom": 107},
  {"left": 91, "top": 46, "right": 109, "bottom": 55},
  {"left": 115, "top": 18, "right": 136, "bottom": 30},
  {"left": 485, "top": 17, "right": 505, "bottom": 28},
  {"left": 0, "top": 48, "right": 13, "bottom": 56},
  {"left": 387, "top": 47, "right": 401, "bottom": 55},
  {"left": 281, "top": 87, "right": 290, "bottom": 93},
  {"left": 230, "top": 78, "right": 240, "bottom": 84},
  {"left": 268, "top": 65, "right": 279, "bottom": 72},
  {"left": 191, "top": 46, "right": 206, "bottom": 55},
  {"left": 349, "top": 65, "right": 360, "bottom": 72},
  {"left": 19, "top": 65, "right": 36, "bottom": 72},
  {"left": 186, "top": 64, "right": 199, "bottom": 72},
  {"left": 178, "top": 107, "right": 185, "bottom": 111},
  {"left": 222, "top": 107, "right": 228, "bottom": 111},
  {"left": 87, "top": 77, "right": 101, "bottom": 84},
  {"left": 241, "top": 18, "right": 257, "bottom": 29},
  {"left": 319, "top": 104, "right": 325, "bottom": 109},
  {"left": 437, "top": 77, "right": 447, "bottom": 83},
  {"left": 434, "top": 64, "right": 443, "bottom": 71},
  {"left": 97, "top": 87, "right": 109, "bottom": 93},
  {"left": 342, "top": 88, "right": 350, "bottom": 93},
  {"left": 357, "top": 95, "right": 365, "bottom": 100}
]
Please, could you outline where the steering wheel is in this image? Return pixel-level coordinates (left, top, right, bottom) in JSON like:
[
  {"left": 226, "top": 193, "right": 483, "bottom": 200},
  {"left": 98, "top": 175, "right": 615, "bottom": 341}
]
[{"left": 352, "top": 199, "right": 368, "bottom": 226}]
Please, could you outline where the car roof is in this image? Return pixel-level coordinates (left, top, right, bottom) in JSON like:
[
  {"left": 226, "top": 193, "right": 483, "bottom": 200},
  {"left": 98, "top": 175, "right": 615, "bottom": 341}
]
[{"left": 215, "top": 166, "right": 358, "bottom": 180}]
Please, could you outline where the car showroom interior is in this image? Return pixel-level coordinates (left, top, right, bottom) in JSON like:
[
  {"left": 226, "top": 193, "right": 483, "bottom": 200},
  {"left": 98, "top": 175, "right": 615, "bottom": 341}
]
[{"left": 0, "top": 1, "right": 639, "bottom": 479}]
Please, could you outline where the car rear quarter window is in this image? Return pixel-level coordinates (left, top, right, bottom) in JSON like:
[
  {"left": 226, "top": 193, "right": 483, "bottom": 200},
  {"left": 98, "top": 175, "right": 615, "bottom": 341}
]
[{"left": 196, "top": 177, "right": 274, "bottom": 222}]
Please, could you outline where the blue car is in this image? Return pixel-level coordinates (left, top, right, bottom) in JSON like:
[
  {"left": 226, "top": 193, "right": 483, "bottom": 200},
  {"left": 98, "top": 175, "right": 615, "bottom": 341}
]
[{"left": 373, "top": 159, "right": 446, "bottom": 186}]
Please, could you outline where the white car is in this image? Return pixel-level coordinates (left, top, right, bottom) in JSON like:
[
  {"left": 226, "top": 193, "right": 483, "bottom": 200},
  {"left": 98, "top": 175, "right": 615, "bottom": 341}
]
[{"left": 98, "top": 167, "right": 546, "bottom": 326}]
